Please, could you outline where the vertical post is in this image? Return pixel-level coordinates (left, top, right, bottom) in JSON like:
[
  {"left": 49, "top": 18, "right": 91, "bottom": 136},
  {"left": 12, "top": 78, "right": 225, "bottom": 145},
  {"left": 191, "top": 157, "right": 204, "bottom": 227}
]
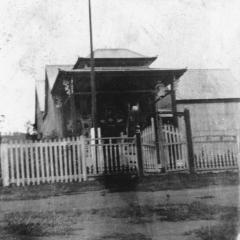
[
  {"left": 184, "top": 109, "right": 195, "bottom": 174},
  {"left": 81, "top": 136, "right": 87, "bottom": 181},
  {"left": 154, "top": 113, "right": 161, "bottom": 165},
  {"left": 88, "top": 0, "right": 97, "bottom": 134},
  {"left": 171, "top": 75, "right": 178, "bottom": 127},
  {"left": 70, "top": 77, "right": 77, "bottom": 135},
  {"left": 136, "top": 125, "right": 144, "bottom": 177},
  {"left": 1, "top": 143, "right": 9, "bottom": 187},
  {"left": 157, "top": 113, "right": 167, "bottom": 172}
]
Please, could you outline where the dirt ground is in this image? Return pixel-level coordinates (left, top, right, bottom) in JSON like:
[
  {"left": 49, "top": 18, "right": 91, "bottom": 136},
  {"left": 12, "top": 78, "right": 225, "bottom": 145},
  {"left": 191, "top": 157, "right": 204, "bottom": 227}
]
[{"left": 0, "top": 173, "right": 239, "bottom": 240}]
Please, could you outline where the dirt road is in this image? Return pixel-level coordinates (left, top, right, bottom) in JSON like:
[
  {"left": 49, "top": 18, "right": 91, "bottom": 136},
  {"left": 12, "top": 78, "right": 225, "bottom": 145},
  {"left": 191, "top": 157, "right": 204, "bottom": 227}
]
[{"left": 0, "top": 184, "right": 239, "bottom": 240}]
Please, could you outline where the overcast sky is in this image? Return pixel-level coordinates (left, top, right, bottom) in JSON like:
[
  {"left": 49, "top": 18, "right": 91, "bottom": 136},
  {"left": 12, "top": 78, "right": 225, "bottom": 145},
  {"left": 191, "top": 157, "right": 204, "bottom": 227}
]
[{"left": 0, "top": 0, "right": 240, "bottom": 132}]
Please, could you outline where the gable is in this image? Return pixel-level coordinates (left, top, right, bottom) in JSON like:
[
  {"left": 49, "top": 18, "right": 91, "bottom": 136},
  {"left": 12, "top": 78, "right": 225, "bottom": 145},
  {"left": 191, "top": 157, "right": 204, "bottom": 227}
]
[
  {"left": 46, "top": 65, "right": 73, "bottom": 90},
  {"left": 87, "top": 48, "right": 147, "bottom": 58},
  {"left": 35, "top": 80, "right": 45, "bottom": 112}
]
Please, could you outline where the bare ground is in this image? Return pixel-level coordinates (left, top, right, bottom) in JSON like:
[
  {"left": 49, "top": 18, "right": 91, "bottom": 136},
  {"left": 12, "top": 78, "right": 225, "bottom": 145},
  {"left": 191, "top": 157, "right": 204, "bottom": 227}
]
[{"left": 0, "top": 172, "right": 239, "bottom": 240}]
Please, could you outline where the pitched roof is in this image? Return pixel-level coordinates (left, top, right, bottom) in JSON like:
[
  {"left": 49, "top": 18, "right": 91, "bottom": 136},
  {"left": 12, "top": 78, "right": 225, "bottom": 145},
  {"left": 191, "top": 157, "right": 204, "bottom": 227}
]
[
  {"left": 46, "top": 65, "right": 73, "bottom": 90},
  {"left": 176, "top": 69, "right": 240, "bottom": 100},
  {"left": 35, "top": 80, "right": 45, "bottom": 112},
  {"left": 87, "top": 48, "right": 148, "bottom": 58}
]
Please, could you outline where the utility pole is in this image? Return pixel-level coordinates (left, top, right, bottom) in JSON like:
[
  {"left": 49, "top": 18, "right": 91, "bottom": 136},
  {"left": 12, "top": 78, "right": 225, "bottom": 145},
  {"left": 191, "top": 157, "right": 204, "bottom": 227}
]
[
  {"left": 88, "top": 0, "right": 98, "bottom": 173},
  {"left": 88, "top": 0, "right": 97, "bottom": 136}
]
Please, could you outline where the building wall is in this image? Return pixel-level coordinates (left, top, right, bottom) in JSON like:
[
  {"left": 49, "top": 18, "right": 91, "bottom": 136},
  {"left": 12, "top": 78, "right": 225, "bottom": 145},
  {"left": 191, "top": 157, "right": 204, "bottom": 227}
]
[
  {"left": 35, "top": 97, "right": 44, "bottom": 135},
  {"left": 37, "top": 85, "right": 63, "bottom": 138},
  {"left": 177, "top": 101, "right": 240, "bottom": 136}
]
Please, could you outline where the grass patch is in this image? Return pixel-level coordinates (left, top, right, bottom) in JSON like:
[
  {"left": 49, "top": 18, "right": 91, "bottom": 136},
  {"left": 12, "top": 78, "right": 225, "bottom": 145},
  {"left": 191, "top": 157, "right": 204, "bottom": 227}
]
[
  {"left": 3, "top": 210, "right": 81, "bottom": 237},
  {"left": 3, "top": 202, "right": 237, "bottom": 238},
  {"left": 85, "top": 201, "right": 235, "bottom": 223},
  {"left": 185, "top": 207, "right": 239, "bottom": 240}
]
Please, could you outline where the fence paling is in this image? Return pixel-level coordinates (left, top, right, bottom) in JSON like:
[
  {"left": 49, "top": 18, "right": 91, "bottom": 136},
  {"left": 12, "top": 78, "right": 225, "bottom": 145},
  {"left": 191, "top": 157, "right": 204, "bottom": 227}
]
[{"left": 193, "top": 136, "right": 238, "bottom": 171}]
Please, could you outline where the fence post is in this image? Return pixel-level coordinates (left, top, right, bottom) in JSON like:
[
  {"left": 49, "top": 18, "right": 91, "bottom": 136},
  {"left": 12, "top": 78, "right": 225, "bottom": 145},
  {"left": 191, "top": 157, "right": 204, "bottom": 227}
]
[
  {"left": 81, "top": 136, "right": 87, "bottom": 181},
  {"left": 156, "top": 114, "right": 167, "bottom": 172},
  {"left": 154, "top": 114, "right": 161, "bottom": 165},
  {"left": 136, "top": 125, "right": 144, "bottom": 177},
  {"left": 184, "top": 109, "right": 195, "bottom": 174},
  {"left": 1, "top": 143, "right": 9, "bottom": 186}
]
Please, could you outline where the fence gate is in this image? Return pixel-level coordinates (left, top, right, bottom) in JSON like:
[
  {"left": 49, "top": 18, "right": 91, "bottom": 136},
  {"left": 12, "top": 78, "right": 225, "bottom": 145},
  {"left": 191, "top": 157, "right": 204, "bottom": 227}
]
[
  {"left": 85, "top": 137, "right": 138, "bottom": 175},
  {"left": 141, "top": 118, "right": 189, "bottom": 173},
  {"left": 162, "top": 124, "right": 188, "bottom": 171}
]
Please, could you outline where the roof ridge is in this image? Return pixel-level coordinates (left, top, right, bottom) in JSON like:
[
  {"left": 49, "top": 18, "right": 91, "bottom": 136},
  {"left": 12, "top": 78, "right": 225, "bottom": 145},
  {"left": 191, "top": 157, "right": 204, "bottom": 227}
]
[
  {"left": 186, "top": 68, "right": 230, "bottom": 70},
  {"left": 45, "top": 64, "right": 73, "bottom": 68}
]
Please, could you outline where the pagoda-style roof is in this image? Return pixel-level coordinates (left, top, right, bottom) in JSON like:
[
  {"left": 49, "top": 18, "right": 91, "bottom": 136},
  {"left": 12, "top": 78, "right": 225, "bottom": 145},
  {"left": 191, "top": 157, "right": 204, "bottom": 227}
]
[
  {"left": 47, "top": 48, "right": 186, "bottom": 95},
  {"left": 73, "top": 48, "right": 157, "bottom": 69},
  {"left": 52, "top": 67, "right": 186, "bottom": 95}
]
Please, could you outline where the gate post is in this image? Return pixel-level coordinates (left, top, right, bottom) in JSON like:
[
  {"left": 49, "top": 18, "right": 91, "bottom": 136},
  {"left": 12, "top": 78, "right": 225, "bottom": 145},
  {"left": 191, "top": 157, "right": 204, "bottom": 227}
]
[
  {"left": 1, "top": 143, "right": 9, "bottom": 186},
  {"left": 136, "top": 125, "right": 144, "bottom": 177},
  {"left": 156, "top": 114, "right": 167, "bottom": 173},
  {"left": 184, "top": 109, "right": 195, "bottom": 174}
]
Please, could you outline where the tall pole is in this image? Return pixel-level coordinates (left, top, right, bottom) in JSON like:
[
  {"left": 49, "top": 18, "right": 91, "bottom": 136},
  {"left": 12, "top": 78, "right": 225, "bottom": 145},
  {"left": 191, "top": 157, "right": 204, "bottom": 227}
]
[
  {"left": 88, "top": 0, "right": 97, "bottom": 135},
  {"left": 88, "top": 0, "right": 98, "bottom": 173}
]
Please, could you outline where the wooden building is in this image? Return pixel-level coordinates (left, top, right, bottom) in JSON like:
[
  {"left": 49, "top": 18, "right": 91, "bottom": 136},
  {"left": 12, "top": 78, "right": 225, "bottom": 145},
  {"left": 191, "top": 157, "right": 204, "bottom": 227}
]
[
  {"left": 158, "top": 69, "right": 240, "bottom": 136},
  {"left": 35, "top": 49, "right": 186, "bottom": 138}
]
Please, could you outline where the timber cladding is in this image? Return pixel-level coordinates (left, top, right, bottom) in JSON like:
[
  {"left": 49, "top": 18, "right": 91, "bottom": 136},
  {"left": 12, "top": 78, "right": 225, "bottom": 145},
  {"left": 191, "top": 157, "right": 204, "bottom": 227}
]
[{"left": 176, "top": 101, "right": 240, "bottom": 136}]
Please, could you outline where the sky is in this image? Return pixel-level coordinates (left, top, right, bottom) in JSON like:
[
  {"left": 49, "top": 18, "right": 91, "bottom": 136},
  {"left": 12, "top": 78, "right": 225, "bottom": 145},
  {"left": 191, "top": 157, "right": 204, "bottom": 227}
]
[{"left": 0, "top": 0, "right": 240, "bottom": 132}]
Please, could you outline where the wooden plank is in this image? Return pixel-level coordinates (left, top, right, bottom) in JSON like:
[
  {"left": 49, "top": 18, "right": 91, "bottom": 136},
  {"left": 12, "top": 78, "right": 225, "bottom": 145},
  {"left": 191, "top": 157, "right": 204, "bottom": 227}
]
[
  {"left": 109, "top": 138, "right": 113, "bottom": 173},
  {"left": 81, "top": 136, "right": 87, "bottom": 181},
  {"left": 25, "top": 145, "right": 30, "bottom": 185},
  {"left": 76, "top": 137, "right": 82, "bottom": 181},
  {"left": 44, "top": 140, "right": 50, "bottom": 183},
  {"left": 35, "top": 144, "right": 40, "bottom": 185},
  {"left": 58, "top": 139, "right": 64, "bottom": 182},
  {"left": 49, "top": 142, "right": 54, "bottom": 183},
  {"left": 72, "top": 142, "right": 77, "bottom": 181},
  {"left": 9, "top": 145, "right": 14, "bottom": 184},
  {"left": 39, "top": 141, "right": 45, "bottom": 183},
  {"left": 105, "top": 142, "right": 109, "bottom": 172},
  {"left": 15, "top": 142, "right": 20, "bottom": 186},
  {"left": 63, "top": 138, "right": 68, "bottom": 182},
  {"left": 30, "top": 142, "right": 35, "bottom": 185},
  {"left": 53, "top": 139, "right": 59, "bottom": 182},
  {"left": 67, "top": 137, "right": 73, "bottom": 182},
  {"left": 1, "top": 144, "right": 9, "bottom": 187},
  {"left": 20, "top": 143, "right": 25, "bottom": 186}
]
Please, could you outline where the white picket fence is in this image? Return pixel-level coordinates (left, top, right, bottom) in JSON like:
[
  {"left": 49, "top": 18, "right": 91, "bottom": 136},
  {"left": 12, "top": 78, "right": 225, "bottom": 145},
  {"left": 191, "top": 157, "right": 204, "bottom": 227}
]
[
  {"left": 0, "top": 136, "right": 87, "bottom": 186},
  {"left": 1, "top": 127, "right": 239, "bottom": 187},
  {"left": 193, "top": 135, "right": 239, "bottom": 171}
]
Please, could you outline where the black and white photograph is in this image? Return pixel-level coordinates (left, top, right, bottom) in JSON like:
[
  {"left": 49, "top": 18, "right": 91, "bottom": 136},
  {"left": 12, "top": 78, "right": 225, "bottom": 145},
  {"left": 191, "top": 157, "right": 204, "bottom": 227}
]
[{"left": 0, "top": 0, "right": 240, "bottom": 239}]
